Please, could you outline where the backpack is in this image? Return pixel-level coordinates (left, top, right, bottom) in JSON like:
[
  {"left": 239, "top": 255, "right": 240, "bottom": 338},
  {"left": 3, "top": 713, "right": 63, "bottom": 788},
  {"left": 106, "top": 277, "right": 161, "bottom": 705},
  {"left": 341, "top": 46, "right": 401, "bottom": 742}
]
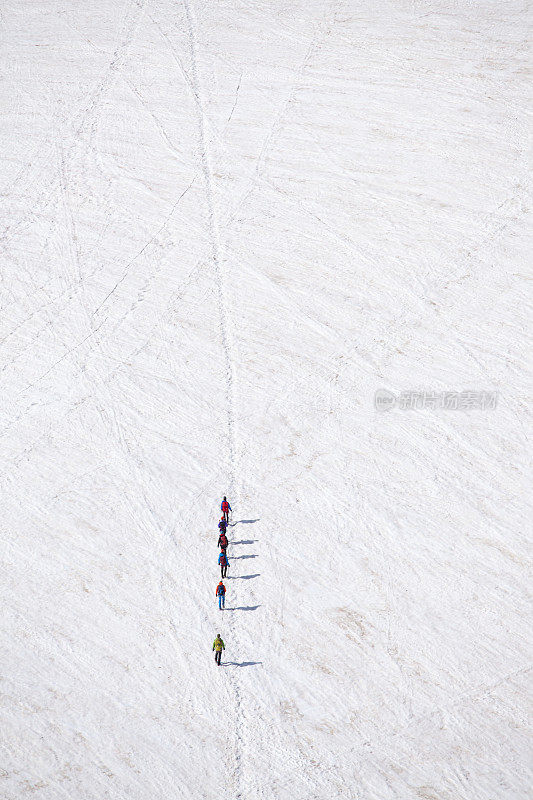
[
  {"left": 220, "top": 553, "right": 227, "bottom": 566},
  {"left": 222, "top": 501, "right": 229, "bottom": 512}
]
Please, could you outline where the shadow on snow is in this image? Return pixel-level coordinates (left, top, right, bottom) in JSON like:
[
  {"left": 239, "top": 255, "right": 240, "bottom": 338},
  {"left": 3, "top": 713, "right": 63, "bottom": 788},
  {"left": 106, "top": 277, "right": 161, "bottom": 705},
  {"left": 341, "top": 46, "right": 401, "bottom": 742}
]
[
  {"left": 227, "top": 605, "right": 261, "bottom": 612},
  {"left": 231, "top": 539, "right": 256, "bottom": 546},
  {"left": 230, "top": 519, "right": 260, "bottom": 525},
  {"left": 227, "top": 573, "right": 260, "bottom": 580},
  {"left": 222, "top": 661, "right": 262, "bottom": 667}
]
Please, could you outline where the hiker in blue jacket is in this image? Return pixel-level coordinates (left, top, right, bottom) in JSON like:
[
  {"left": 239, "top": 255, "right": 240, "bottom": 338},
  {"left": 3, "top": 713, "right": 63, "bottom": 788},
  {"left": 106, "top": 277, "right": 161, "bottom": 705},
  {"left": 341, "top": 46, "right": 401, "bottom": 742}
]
[
  {"left": 218, "top": 516, "right": 228, "bottom": 535},
  {"left": 218, "top": 550, "right": 229, "bottom": 578},
  {"left": 216, "top": 580, "right": 226, "bottom": 610}
]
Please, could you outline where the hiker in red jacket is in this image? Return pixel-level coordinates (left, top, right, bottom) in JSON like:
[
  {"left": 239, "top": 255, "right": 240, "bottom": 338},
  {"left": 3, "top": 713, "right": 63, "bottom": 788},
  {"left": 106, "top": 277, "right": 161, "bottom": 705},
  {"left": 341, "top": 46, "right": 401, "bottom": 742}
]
[{"left": 221, "top": 496, "right": 231, "bottom": 523}]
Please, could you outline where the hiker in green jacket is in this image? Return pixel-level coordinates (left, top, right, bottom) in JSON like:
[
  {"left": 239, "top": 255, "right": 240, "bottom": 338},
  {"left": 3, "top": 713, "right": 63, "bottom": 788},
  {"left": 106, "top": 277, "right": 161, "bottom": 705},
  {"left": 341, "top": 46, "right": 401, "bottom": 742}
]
[{"left": 213, "top": 634, "right": 225, "bottom": 666}]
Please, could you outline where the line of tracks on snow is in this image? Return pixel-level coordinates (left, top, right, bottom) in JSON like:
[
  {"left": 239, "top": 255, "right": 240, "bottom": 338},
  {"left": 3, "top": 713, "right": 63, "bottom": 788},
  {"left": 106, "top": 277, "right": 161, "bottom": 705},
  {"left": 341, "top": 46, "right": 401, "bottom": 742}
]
[{"left": 182, "top": 1, "right": 245, "bottom": 797}]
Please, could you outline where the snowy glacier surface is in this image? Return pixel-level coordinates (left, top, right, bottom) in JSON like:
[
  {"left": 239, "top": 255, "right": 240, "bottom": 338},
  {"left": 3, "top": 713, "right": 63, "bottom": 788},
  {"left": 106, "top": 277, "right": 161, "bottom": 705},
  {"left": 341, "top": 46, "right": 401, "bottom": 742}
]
[{"left": 0, "top": 1, "right": 531, "bottom": 799}]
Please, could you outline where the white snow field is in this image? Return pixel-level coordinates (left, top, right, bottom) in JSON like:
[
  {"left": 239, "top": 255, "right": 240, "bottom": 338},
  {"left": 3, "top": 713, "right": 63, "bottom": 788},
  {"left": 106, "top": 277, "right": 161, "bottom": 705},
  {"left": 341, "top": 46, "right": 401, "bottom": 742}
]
[{"left": 0, "top": 0, "right": 531, "bottom": 798}]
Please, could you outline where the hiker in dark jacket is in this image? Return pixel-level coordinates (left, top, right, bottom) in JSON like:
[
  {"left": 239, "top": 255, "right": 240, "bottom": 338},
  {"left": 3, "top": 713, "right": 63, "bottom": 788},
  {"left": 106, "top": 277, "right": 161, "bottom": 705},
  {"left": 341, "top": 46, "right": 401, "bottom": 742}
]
[{"left": 218, "top": 531, "right": 228, "bottom": 552}]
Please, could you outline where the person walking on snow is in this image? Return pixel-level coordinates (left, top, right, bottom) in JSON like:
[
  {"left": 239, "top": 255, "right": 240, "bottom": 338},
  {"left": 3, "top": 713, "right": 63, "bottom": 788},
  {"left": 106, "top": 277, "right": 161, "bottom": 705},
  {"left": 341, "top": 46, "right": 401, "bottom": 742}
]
[
  {"left": 216, "top": 581, "right": 226, "bottom": 610},
  {"left": 218, "top": 516, "right": 228, "bottom": 535},
  {"left": 218, "top": 531, "right": 228, "bottom": 552},
  {"left": 213, "top": 633, "right": 225, "bottom": 665},
  {"left": 219, "top": 550, "right": 229, "bottom": 578},
  {"left": 221, "top": 497, "right": 231, "bottom": 523}
]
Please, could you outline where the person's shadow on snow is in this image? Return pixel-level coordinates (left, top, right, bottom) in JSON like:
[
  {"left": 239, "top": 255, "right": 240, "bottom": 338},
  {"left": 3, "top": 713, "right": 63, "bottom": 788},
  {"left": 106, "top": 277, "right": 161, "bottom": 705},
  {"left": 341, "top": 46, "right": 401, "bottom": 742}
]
[
  {"left": 222, "top": 661, "right": 262, "bottom": 667},
  {"left": 230, "top": 519, "right": 260, "bottom": 526},
  {"left": 231, "top": 539, "right": 256, "bottom": 546},
  {"left": 227, "top": 604, "right": 261, "bottom": 612},
  {"left": 227, "top": 573, "right": 260, "bottom": 580}
]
